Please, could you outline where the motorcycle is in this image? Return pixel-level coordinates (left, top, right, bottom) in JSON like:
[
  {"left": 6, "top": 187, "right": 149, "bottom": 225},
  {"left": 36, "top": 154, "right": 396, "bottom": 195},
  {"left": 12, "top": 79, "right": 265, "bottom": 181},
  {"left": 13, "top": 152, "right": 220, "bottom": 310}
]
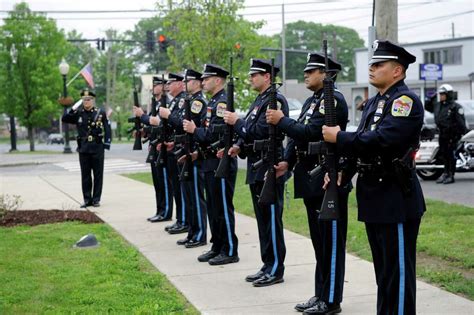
[{"left": 415, "top": 128, "right": 474, "bottom": 180}]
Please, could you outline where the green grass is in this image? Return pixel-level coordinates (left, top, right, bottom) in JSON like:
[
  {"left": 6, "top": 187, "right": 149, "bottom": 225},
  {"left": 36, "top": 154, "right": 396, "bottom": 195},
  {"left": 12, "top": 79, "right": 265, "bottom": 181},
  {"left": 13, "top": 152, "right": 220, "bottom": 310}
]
[
  {"left": 125, "top": 170, "right": 474, "bottom": 300},
  {"left": 0, "top": 222, "right": 198, "bottom": 314}
]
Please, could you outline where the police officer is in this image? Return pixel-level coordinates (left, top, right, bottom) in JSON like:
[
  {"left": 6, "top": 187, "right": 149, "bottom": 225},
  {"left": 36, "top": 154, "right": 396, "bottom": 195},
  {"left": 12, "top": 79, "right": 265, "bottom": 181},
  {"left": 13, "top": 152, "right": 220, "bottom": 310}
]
[
  {"left": 183, "top": 64, "right": 240, "bottom": 265},
  {"left": 266, "top": 53, "right": 350, "bottom": 314},
  {"left": 174, "top": 68, "right": 208, "bottom": 248},
  {"left": 159, "top": 73, "right": 188, "bottom": 234},
  {"left": 133, "top": 76, "right": 174, "bottom": 223},
  {"left": 224, "top": 59, "right": 289, "bottom": 286},
  {"left": 433, "top": 84, "right": 468, "bottom": 184},
  {"left": 323, "top": 40, "right": 426, "bottom": 314},
  {"left": 62, "top": 88, "right": 111, "bottom": 208}
]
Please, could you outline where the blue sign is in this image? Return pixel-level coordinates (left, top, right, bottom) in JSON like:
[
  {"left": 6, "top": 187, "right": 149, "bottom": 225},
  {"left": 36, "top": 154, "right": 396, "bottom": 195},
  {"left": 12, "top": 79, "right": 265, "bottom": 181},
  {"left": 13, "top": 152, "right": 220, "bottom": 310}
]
[{"left": 419, "top": 63, "right": 443, "bottom": 81}]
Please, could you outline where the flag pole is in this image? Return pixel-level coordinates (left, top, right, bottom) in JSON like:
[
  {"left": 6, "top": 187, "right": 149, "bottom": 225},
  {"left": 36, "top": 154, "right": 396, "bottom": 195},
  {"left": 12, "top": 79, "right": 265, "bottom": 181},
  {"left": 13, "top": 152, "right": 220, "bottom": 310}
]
[{"left": 66, "top": 70, "right": 82, "bottom": 87}]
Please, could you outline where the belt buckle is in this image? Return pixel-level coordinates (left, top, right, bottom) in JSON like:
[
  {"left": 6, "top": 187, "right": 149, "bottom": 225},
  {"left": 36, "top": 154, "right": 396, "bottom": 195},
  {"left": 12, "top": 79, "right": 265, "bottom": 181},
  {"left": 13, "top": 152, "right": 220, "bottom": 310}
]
[{"left": 87, "top": 135, "right": 93, "bottom": 142}]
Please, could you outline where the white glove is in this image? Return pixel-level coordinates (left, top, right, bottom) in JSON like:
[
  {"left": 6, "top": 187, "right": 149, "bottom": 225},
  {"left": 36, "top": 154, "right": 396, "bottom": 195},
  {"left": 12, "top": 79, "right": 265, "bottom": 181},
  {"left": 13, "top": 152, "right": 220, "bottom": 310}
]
[{"left": 72, "top": 99, "right": 83, "bottom": 111}]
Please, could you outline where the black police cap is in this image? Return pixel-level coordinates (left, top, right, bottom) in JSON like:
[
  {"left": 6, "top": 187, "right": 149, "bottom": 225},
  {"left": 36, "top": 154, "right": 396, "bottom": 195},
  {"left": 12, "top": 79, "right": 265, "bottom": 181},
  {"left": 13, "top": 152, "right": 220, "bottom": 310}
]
[
  {"left": 152, "top": 76, "right": 164, "bottom": 86},
  {"left": 248, "top": 59, "right": 280, "bottom": 75},
  {"left": 166, "top": 72, "right": 184, "bottom": 83},
  {"left": 80, "top": 88, "right": 96, "bottom": 97},
  {"left": 369, "top": 40, "right": 416, "bottom": 69},
  {"left": 201, "top": 64, "right": 229, "bottom": 79},
  {"left": 304, "top": 52, "right": 342, "bottom": 72},
  {"left": 184, "top": 68, "right": 203, "bottom": 81}
]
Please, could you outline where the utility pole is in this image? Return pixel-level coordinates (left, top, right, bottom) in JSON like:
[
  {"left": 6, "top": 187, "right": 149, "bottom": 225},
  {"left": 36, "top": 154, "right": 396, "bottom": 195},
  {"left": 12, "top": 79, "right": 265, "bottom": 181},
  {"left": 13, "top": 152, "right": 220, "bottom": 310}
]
[
  {"left": 332, "top": 31, "right": 337, "bottom": 60},
  {"left": 375, "top": 0, "right": 398, "bottom": 42},
  {"left": 281, "top": 3, "right": 287, "bottom": 95},
  {"left": 451, "top": 22, "right": 455, "bottom": 38}
]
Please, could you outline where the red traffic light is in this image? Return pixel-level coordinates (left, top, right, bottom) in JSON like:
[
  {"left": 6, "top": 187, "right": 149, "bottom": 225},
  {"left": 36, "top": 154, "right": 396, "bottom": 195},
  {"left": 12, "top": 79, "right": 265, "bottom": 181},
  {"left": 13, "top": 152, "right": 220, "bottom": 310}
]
[{"left": 158, "top": 35, "right": 166, "bottom": 43}]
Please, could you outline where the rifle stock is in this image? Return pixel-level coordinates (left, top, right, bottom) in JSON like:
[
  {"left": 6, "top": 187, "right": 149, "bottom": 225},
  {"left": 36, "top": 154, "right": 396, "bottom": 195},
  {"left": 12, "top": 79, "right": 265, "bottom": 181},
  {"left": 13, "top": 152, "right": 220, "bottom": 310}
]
[
  {"left": 145, "top": 96, "right": 158, "bottom": 163},
  {"left": 319, "top": 40, "right": 339, "bottom": 220},
  {"left": 155, "top": 74, "right": 169, "bottom": 166},
  {"left": 179, "top": 72, "right": 193, "bottom": 182},
  {"left": 215, "top": 57, "right": 235, "bottom": 178},
  {"left": 132, "top": 79, "right": 142, "bottom": 150}
]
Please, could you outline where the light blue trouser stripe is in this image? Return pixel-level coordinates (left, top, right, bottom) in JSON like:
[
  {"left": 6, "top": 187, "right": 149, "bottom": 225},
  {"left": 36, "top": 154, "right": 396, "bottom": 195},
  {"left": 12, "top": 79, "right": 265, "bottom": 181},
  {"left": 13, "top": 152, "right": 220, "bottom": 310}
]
[
  {"left": 193, "top": 166, "right": 203, "bottom": 241},
  {"left": 270, "top": 204, "right": 279, "bottom": 276},
  {"left": 221, "top": 178, "right": 234, "bottom": 256},
  {"left": 163, "top": 167, "right": 170, "bottom": 218},
  {"left": 398, "top": 223, "right": 406, "bottom": 315},
  {"left": 329, "top": 220, "right": 337, "bottom": 303},
  {"left": 180, "top": 185, "right": 185, "bottom": 224}
]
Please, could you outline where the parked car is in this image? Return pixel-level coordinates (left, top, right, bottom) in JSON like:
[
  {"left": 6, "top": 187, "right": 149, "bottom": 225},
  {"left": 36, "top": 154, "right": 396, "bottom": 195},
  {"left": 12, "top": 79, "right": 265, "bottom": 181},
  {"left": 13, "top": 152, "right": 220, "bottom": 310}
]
[
  {"left": 46, "top": 133, "right": 64, "bottom": 145},
  {"left": 424, "top": 99, "right": 474, "bottom": 130}
]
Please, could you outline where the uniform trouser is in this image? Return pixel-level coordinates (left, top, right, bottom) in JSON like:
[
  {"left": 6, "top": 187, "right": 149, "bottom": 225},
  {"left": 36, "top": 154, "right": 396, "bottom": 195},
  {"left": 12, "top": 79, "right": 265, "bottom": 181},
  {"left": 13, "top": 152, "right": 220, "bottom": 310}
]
[
  {"left": 204, "top": 168, "right": 239, "bottom": 256},
  {"left": 439, "top": 135, "right": 457, "bottom": 175},
  {"left": 150, "top": 163, "right": 173, "bottom": 219},
  {"left": 167, "top": 155, "right": 184, "bottom": 225},
  {"left": 178, "top": 164, "right": 192, "bottom": 228},
  {"left": 249, "top": 180, "right": 286, "bottom": 277},
  {"left": 79, "top": 151, "right": 104, "bottom": 204},
  {"left": 186, "top": 165, "right": 207, "bottom": 242},
  {"left": 365, "top": 219, "right": 421, "bottom": 315}
]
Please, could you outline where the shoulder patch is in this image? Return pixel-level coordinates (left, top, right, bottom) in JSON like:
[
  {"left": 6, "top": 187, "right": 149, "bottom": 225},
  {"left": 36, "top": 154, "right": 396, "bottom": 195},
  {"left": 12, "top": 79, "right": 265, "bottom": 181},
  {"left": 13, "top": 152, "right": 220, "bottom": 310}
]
[
  {"left": 391, "top": 95, "right": 413, "bottom": 117},
  {"left": 191, "top": 100, "right": 203, "bottom": 114},
  {"left": 216, "top": 102, "right": 227, "bottom": 118}
]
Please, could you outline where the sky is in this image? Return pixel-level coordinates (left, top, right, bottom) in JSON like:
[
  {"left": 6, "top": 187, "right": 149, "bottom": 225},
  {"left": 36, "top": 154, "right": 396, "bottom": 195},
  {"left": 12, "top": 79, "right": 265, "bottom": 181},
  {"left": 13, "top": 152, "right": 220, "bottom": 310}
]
[{"left": 1, "top": 0, "right": 473, "bottom": 47}]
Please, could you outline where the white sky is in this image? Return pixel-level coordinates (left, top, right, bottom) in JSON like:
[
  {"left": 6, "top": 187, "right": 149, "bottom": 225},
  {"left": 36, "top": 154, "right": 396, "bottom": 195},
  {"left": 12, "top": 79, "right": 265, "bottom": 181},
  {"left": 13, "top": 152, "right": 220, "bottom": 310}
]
[{"left": 1, "top": 0, "right": 473, "bottom": 46}]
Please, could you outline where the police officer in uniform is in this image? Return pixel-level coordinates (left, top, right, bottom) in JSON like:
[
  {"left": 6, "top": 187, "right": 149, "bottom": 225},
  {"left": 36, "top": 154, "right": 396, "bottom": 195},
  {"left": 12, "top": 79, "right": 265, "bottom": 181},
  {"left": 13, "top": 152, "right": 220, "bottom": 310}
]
[
  {"left": 183, "top": 64, "right": 240, "bottom": 265},
  {"left": 62, "top": 88, "right": 111, "bottom": 208},
  {"left": 159, "top": 73, "right": 188, "bottom": 234},
  {"left": 224, "top": 59, "right": 289, "bottom": 286},
  {"left": 133, "top": 76, "right": 174, "bottom": 222},
  {"left": 174, "top": 68, "right": 208, "bottom": 248},
  {"left": 266, "top": 53, "right": 350, "bottom": 314},
  {"left": 323, "top": 40, "right": 426, "bottom": 314},
  {"left": 433, "top": 84, "right": 468, "bottom": 184}
]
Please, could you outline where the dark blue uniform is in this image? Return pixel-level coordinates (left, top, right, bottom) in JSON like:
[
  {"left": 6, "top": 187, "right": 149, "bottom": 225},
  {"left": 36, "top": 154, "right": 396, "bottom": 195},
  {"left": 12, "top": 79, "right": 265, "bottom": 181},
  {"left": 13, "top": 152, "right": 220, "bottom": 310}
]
[
  {"left": 234, "top": 87, "right": 289, "bottom": 279},
  {"left": 62, "top": 105, "right": 111, "bottom": 206},
  {"left": 279, "top": 88, "right": 350, "bottom": 307},
  {"left": 337, "top": 79, "right": 426, "bottom": 314},
  {"left": 194, "top": 89, "right": 239, "bottom": 258}
]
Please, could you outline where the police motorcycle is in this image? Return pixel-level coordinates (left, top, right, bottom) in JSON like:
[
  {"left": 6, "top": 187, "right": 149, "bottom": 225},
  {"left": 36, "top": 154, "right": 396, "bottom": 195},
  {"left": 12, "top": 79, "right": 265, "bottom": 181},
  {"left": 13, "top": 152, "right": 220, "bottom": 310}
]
[{"left": 415, "top": 128, "right": 474, "bottom": 180}]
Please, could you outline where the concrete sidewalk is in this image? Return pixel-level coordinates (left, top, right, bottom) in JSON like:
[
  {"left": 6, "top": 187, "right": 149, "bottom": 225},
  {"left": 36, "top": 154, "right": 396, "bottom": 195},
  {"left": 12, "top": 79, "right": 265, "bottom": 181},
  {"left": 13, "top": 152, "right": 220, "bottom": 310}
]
[{"left": 1, "top": 173, "right": 472, "bottom": 314}]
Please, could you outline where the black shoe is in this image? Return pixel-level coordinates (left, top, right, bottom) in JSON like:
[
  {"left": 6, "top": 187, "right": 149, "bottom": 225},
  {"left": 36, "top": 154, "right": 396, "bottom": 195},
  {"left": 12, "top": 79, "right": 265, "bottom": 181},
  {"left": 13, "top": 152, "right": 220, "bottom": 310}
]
[
  {"left": 149, "top": 215, "right": 166, "bottom": 223},
  {"left": 436, "top": 173, "right": 447, "bottom": 184},
  {"left": 197, "top": 250, "right": 219, "bottom": 262},
  {"left": 303, "top": 301, "right": 341, "bottom": 314},
  {"left": 165, "top": 222, "right": 179, "bottom": 232},
  {"left": 147, "top": 214, "right": 160, "bottom": 222},
  {"left": 184, "top": 239, "right": 207, "bottom": 248},
  {"left": 443, "top": 176, "right": 455, "bottom": 184},
  {"left": 168, "top": 225, "right": 189, "bottom": 234},
  {"left": 177, "top": 238, "right": 190, "bottom": 245},
  {"left": 92, "top": 201, "right": 100, "bottom": 207},
  {"left": 245, "top": 270, "right": 265, "bottom": 282},
  {"left": 252, "top": 274, "right": 284, "bottom": 287},
  {"left": 295, "top": 296, "right": 319, "bottom": 312},
  {"left": 208, "top": 253, "right": 239, "bottom": 265},
  {"left": 80, "top": 202, "right": 92, "bottom": 208}
]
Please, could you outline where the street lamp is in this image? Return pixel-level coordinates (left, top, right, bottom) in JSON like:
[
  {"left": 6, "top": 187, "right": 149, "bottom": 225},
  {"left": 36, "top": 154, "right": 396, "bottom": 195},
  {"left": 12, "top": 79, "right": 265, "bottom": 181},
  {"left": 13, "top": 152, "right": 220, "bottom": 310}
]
[
  {"left": 8, "top": 41, "right": 18, "bottom": 152},
  {"left": 58, "top": 59, "right": 72, "bottom": 153}
]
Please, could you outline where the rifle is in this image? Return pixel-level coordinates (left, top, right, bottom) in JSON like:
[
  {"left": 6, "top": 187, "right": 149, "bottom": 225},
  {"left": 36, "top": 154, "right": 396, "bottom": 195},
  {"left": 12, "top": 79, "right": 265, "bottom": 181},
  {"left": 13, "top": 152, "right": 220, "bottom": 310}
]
[
  {"left": 155, "top": 74, "right": 169, "bottom": 166},
  {"left": 178, "top": 73, "right": 193, "bottom": 181},
  {"left": 215, "top": 57, "right": 235, "bottom": 178},
  {"left": 145, "top": 91, "right": 159, "bottom": 163},
  {"left": 129, "top": 76, "right": 142, "bottom": 150},
  {"left": 316, "top": 40, "right": 340, "bottom": 220},
  {"left": 252, "top": 59, "right": 281, "bottom": 207}
]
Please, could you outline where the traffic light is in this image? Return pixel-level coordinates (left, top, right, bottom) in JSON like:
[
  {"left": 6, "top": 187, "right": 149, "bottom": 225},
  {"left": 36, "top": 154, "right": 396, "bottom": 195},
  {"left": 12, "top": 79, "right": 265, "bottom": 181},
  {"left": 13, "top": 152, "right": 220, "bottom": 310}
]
[
  {"left": 101, "top": 38, "right": 105, "bottom": 50},
  {"left": 158, "top": 34, "right": 168, "bottom": 52},
  {"left": 96, "top": 39, "right": 100, "bottom": 50},
  {"left": 145, "top": 31, "right": 155, "bottom": 53}
]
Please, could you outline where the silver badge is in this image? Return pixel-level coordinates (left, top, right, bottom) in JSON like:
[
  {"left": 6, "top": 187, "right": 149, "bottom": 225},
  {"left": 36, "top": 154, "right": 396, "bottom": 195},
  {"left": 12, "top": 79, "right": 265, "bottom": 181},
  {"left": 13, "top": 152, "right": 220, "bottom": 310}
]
[{"left": 372, "top": 40, "right": 379, "bottom": 51}]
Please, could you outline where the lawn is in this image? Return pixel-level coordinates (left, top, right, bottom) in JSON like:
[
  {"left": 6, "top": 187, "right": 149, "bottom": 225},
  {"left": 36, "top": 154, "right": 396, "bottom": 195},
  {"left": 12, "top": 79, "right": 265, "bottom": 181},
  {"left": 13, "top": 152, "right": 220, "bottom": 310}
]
[
  {"left": 0, "top": 221, "right": 198, "bottom": 314},
  {"left": 125, "top": 170, "right": 474, "bottom": 300}
]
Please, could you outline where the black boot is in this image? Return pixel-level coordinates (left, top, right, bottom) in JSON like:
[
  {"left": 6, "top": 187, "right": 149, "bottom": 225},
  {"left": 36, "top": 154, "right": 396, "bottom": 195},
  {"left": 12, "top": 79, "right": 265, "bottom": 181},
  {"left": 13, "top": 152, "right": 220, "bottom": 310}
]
[
  {"left": 436, "top": 173, "right": 447, "bottom": 184},
  {"left": 443, "top": 174, "right": 455, "bottom": 184}
]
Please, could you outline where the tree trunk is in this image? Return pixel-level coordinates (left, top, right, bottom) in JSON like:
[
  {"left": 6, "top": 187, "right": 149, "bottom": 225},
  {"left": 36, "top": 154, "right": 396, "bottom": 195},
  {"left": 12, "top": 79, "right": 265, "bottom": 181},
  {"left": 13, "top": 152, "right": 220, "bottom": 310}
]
[{"left": 27, "top": 125, "right": 35, "bottom": 151}]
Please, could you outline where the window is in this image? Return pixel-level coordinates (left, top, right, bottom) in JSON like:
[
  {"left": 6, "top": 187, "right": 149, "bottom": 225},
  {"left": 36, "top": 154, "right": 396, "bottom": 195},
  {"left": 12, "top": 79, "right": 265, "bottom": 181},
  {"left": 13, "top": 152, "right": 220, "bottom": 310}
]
[{"left": 423, "top": 46, "right": 462, "bottom": 65}]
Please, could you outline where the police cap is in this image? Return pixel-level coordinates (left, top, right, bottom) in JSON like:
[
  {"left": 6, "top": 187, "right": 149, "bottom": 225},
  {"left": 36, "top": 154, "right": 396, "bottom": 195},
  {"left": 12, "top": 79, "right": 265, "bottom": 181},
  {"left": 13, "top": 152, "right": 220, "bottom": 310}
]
[
  {"left": 166, "top": 72, "right": 184, "bottom": 83},
  {"left": 201, "top": 64, "right": 229, "bottom": 79},
  {"left": 152, "top": 76, "right": 165, "bottom": 86},
  {"left": 369, "top": 40, "right": 416, "bottom": 69},
  {"left": 184, "top": 68, "right": 203, "bottom": 81},
  {"left": 248, "top": 58, "right": 280, "bottom": 75},
  {"left": 80, "top": 88, "right": 96, "bottom": 98},
  {"left": 304, "top": 52, "right": 342, "bottom": 72}
]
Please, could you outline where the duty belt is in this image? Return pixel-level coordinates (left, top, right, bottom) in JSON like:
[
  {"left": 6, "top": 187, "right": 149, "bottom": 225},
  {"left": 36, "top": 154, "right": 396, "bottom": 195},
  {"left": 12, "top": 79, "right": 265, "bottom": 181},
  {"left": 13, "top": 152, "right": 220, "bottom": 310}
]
[{"left": 356, "top": 157, "right": 388, "bottom": 180}]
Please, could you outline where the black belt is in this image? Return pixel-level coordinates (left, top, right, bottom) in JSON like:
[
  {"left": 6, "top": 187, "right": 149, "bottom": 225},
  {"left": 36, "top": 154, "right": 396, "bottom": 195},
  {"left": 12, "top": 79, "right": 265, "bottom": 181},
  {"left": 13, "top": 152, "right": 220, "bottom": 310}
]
[{"left": 79, "top": 135, "right": 101, "bottom": 142}]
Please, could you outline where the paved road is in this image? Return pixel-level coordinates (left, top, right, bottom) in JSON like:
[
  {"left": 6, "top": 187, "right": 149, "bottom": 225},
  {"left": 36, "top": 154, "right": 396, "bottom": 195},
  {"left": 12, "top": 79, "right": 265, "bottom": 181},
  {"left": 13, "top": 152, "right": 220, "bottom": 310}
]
[{"left": 1, "top": 142, "right": 473, "bottom": 207}]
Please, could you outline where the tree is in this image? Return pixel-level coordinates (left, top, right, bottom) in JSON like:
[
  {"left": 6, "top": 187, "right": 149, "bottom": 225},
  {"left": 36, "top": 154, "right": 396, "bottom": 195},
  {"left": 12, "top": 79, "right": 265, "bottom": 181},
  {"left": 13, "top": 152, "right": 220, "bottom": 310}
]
[
  {"left": 0, "top": 3, "right": 69, "bottom": 151},
  {"left": 161, "top": 0, "right": 272, "bottom": 109},
  {"left": 274, "top": 21, "right": 364, "bottom": 82}
]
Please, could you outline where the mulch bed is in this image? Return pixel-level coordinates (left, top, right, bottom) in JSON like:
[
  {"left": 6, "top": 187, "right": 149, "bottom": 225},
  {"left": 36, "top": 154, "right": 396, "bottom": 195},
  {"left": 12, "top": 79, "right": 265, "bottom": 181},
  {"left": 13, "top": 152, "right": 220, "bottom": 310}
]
[{"left": 0, "top": 210, "right": 103, "bottom": 227}]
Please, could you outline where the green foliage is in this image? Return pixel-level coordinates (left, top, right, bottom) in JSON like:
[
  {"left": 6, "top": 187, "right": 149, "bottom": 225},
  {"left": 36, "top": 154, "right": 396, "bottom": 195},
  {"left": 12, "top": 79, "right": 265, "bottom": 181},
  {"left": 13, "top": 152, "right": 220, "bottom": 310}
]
[
  {"left": 274, "top": 21, "right": 364, "bottom": 82},
  {"left": 0, "top": 3, "right": 69, "bottom": 128},
  {"left": 161, "top": 0, "right": 272, "bottom": 109},
  {"left": 0, "top": 222, "right": 198, "bottom": 313}
]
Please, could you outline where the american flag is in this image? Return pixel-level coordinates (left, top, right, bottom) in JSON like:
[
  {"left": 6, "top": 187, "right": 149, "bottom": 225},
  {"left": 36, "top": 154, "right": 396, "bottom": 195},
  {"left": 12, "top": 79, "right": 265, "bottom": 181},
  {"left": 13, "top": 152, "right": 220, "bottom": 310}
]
[{"left": 80, "top": 63, "right": 95, "bottom": 88}]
